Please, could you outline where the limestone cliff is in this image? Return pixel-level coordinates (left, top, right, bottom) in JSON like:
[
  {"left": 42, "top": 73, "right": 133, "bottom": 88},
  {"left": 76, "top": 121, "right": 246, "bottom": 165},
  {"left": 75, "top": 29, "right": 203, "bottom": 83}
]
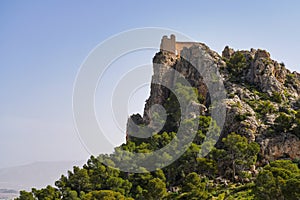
[{"left": 126, "top": 37, "right": 300, "bottom": 165}]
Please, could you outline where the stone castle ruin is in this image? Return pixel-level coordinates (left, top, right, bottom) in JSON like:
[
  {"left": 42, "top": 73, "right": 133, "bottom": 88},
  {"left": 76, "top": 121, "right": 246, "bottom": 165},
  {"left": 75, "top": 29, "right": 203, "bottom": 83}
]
[{"left": 160, "top": 34, "right": 198, "bottom": 56}]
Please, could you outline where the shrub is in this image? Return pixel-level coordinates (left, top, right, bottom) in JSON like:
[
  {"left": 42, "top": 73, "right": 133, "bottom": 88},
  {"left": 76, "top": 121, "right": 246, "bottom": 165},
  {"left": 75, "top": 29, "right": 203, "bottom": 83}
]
[
  {"left": 226, "top": 51, "right": 248, "bottom": 81},
  {"left": 274, "top": 112, "right": 293, "bottom": 133},
  {"left": 272, "top": 92, "right": 282, "bottom": 103}
]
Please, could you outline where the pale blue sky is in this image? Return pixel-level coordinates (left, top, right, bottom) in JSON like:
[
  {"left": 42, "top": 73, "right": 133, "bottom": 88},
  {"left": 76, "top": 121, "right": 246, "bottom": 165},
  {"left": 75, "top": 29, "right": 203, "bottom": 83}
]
[{"left": 0, "top": 0, "right": 300, "bottom": 168}]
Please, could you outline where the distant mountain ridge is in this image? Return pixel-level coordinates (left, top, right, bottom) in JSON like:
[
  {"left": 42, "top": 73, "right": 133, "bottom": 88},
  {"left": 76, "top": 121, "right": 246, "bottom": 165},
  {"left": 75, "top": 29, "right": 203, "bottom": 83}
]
[
  {"left": 0, "top": 189, "right": 18, "bottom": 200},
  {"left": 0, "top": 160, "right": 85, "bottom": 191}
]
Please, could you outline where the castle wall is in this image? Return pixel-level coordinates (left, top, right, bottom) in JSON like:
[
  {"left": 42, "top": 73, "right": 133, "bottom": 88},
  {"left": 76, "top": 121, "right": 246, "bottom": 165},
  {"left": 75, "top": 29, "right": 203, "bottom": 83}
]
[
  {"left": 160, "top": 35, "right": 198, "bottom": 56},
  {"left": 175, "top": 42, "right": 197, "bottom": 56}
]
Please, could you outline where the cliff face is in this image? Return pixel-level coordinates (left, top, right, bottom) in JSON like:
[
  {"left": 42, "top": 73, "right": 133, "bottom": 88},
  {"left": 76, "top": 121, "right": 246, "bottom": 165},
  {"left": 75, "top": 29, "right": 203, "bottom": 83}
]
[{"left": 126, "top": 41, "right": 300, "bottom": 164}]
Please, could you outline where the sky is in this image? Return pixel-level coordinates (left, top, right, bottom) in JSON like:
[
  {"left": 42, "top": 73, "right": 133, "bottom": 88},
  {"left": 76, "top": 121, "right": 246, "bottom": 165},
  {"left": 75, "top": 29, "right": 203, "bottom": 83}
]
[{"left": 0, "top": 0, "right": 300, "bottom": 168}]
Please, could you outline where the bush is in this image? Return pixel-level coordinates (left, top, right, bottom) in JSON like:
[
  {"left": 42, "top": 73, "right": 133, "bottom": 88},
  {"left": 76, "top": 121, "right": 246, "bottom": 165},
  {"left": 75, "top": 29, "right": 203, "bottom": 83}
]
[
  {"left": 274, "top": 112, "right": 293, "bottom": 133},
  {"left": 235, "top": 113, "right": 248, "bottom": 122},
  {"left": 272, "top": 92, "right": 282, "bottom": 103},
  {"left": 226, "top": 52, "right": 248, "bottom": 81}
]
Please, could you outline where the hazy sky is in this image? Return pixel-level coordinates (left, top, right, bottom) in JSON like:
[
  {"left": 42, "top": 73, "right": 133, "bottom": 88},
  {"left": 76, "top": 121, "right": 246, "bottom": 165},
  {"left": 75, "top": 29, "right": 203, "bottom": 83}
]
[{"left": 1, "top": 0, "right": 300, "bottom": 168}]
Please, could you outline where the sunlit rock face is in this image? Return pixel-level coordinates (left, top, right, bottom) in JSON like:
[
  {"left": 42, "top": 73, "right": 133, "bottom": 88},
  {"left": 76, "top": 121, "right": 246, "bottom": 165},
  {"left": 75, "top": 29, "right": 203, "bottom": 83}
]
[{"left": 126, "top": 35, "right": 300, "bottom": 164}]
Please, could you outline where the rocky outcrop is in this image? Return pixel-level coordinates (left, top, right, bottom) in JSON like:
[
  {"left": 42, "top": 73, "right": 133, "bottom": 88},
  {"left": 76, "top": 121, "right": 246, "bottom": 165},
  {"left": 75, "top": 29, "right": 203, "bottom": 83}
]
[
  {"left": 126, "top": 39, "right": 300, "bottom": 164},
  {"left": 223, "top": 96, "right": 258, "bottom": 142},
  {"left": 222, "top": 46, "right": 234, "bottom": 59},
  {"left": 141, "top": 43, "right": 225, "bottom": 126},
  {"left": 246, "top": 49, "right": 287, "bottom": 94},
  {"left": 142, "top": 52, "right": 177, "bottom": 124},
  {"left": 257, "top": 133, "right": 300, "bottom": 162}
]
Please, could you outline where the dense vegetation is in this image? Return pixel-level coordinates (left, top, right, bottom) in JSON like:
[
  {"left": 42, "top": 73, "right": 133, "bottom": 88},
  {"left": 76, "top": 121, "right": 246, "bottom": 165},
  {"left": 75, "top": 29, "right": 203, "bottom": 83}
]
[
  {"left": 16, "top": 108, "right": 300, "bottom": 199},
  {"left": 16, "top": 130, "right": 300, "bottom": 199},
  {"left": 16, "top": 52, "right": 300, "bottom": 199}
]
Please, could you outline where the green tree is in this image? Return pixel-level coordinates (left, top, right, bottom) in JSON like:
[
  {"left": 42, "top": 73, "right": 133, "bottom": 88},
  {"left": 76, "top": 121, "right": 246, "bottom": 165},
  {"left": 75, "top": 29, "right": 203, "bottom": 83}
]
[
  {"left": 32, "top": 185, "right": 61, "bottom": 200},
  {"left": 16, "top": 190, "right": 35, "bottom": 200},
  {"left": 253, "top": 160, "right": 300, "bottom": 200},
  {"left": 128, "top": 170, "right": 153, "bottom": 199},
  {"left": 106, "top": 177, "right": 132, "bottom": 196},
  {"left": 226, "top": 51, "right": 247, "bottom": 79},
  {"left": 62, "top": 189, "right": 80, "bottom": 200},
  {"left": 222, "top": 132, "right": 260, "bottom": 180},
  {"left": 283, "top": 178, "right": 300, "bottom": 199},
  {"left": 274, "top": 112, "right": 293, "bottom": 133},
  {"left": 67, "top": 167, "right": 91, "bottom": 194},
  {"left": 254, "top": 170, "right": 278, "bottom": 200},
  {"left": 196, "top": 157, "right": 217, "bottom": 178},
  {"left": 144, "top": 178, "right": 167, "bottom": 200},
  {"left": 178, "top": 172, "right": 208, "bottom": 200}
]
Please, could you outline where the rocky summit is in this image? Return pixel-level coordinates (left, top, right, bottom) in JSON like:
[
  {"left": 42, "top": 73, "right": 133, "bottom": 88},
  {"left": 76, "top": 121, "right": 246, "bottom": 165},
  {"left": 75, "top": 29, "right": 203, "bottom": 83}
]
[{"left": 127, "top": 35, "right": 300, "bottom": 165}]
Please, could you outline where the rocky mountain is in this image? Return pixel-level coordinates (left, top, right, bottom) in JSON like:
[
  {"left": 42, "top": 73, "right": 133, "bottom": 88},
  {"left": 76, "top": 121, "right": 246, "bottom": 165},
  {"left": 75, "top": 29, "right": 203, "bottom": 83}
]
[
  {"left": 16, "top": 37, "right": 300, "bottom": 199},
  {"left": 127, "top": 40, "right": 300, "bottom": 166}
]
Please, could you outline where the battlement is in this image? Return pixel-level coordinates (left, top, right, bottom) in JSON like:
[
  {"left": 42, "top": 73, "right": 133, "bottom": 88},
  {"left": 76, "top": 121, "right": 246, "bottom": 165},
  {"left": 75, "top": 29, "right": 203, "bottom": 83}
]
[{"left": 160, "top": 35, "right": 198, "bottom": 56}]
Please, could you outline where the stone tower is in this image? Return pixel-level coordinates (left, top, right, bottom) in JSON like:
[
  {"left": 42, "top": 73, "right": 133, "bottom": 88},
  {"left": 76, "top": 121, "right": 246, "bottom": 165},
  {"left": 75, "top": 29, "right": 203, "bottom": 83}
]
[{"left": 160, "top": 34, "right": 176, "bottom": 54}]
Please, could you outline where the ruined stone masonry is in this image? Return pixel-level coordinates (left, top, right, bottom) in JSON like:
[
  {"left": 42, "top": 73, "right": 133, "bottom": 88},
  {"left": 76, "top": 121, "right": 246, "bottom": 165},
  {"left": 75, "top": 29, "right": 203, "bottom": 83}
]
[{"left": 160, "top": 34, "right": 200, "bottom": 56}]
